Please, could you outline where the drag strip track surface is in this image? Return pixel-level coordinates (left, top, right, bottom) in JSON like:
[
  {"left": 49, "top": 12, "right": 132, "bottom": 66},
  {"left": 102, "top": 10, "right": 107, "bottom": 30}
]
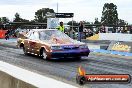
[{"left": 0, "top": 46, "right": 132, "bottom": 88}]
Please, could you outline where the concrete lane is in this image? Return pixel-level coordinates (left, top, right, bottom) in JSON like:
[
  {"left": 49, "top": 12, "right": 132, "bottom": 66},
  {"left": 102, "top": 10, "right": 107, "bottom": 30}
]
[{"left": 0, "top": 46, "right": 132, "bottom": 88}]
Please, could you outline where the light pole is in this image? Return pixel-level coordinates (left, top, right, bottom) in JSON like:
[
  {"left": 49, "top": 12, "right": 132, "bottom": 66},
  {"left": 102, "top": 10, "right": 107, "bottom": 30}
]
[{"left": 57, "top": 2, "right": 58, "bottom": 13}]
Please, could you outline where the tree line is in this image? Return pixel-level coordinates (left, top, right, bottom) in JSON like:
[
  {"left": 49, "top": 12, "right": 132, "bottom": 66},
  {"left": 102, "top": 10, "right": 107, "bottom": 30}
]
[{"left": 0, "top": 3, "right": 129, "bottom": 26}]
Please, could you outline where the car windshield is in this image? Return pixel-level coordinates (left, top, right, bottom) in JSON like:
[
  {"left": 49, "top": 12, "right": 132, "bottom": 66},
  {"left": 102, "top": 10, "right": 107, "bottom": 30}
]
[{"left": 39, "top": 30, "right": 73, "bottom": 42}]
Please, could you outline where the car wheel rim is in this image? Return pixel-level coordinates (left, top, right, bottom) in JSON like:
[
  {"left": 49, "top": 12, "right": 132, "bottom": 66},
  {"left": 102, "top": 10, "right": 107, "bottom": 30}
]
[{"left": 42, "top": 51, "right": 47, "bottom": 59}]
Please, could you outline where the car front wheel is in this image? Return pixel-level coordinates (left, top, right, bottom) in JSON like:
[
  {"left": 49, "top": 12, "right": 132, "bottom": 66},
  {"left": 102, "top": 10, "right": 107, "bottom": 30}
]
[{"left": 40, "top": 49, "right": 48, "bottom": 60}]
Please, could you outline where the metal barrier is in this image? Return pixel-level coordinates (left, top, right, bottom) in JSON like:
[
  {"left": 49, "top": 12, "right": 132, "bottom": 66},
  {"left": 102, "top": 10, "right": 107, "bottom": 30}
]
[{"left": 66, "top": 31, "right": 94, "bottom": 39}]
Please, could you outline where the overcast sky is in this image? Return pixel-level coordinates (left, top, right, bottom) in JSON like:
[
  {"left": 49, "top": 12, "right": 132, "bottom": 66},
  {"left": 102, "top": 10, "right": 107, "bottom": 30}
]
[{"left": 0, "top": 0, "right": 132, "bottom": 24}]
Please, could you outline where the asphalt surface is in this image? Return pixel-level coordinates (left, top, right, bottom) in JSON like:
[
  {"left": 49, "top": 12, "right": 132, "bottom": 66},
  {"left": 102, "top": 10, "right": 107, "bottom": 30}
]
[{"left": 0, "top": 45, "right": 132, "bottom": 88}]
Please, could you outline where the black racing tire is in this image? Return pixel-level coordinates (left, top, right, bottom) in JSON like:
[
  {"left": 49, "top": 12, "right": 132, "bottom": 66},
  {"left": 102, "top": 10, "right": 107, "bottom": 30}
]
[
  {"left": 22, "top": 46, "right": 28, "bottom": 55},
  {"left": 20, "top": 43, "right": 24, "bottom": 49},
  {"left": 40, "top": 49, "right": 48, "bottom": 60}
]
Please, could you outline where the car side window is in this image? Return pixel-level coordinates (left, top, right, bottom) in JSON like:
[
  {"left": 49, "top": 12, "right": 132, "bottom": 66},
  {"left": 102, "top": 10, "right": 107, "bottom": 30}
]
[
  {"left": 34, "top": 32, "right": 39, "bottom": 40},
  {"left": 29, "top": 32, "right": 39, "bottom": 40},
  {"left": 26, "top": 31, "right": 32, "bottom": 38}
]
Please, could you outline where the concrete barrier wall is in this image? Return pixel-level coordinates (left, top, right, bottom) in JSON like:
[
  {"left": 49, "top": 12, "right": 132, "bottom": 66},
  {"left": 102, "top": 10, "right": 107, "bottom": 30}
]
[
  {"left": 86, "top": 34, "right": 99, "bottom": 40},
  {"left": 99, "top": 33, "right": 132, "bottom": 42},
  {"left": 0, "top": 61, "right": 77, "bottom": 88},
  {"left": 0, "top": 71, "right": 36, "bottom": 88},
  {"left": 87, "top": 33, "right": 132, "bottom": 42}
]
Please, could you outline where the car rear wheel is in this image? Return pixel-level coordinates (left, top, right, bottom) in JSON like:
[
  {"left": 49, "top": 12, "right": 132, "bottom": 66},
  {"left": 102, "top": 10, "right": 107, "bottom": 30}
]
[
  {"left": 22, "top": 46, "right": 28, "bottom": 55},
  {"left": 41, "top": 49, "right": 48, "bottom": 60}
]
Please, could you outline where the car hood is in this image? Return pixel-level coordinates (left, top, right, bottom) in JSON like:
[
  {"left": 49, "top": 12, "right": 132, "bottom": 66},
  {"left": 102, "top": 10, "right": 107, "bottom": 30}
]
[{"left": 41, "top": 38, "right": 85, "bottom": 46}]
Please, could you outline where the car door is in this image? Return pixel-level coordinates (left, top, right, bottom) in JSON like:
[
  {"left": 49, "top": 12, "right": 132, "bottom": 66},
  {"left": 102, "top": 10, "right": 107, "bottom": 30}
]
[
  {"left": 28, "top": 32, "right": 36, "bottom": 53},
  {"left": 23, "top": 31, "right": 32, "bottom": 53},
  {"left": 32, "top": 32, "right": 41, "bottom": 54},
  {"left": 28, "top": 31, "right": 40, "bottom": 54}
]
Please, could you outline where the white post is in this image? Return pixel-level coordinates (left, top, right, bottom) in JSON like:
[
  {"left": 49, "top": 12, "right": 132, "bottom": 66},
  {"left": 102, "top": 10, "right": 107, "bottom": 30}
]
[
  {"left": 72, "top": 17, "right": 73, "bottom": 30},
  {"left": 57, "top": 2, "right": 58, "bottom": 13}
]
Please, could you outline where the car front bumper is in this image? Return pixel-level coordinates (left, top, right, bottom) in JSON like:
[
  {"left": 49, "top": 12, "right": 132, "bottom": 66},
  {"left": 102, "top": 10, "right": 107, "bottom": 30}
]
[{"left": 51, "top": 49, "right": 90, "bottom": 58}]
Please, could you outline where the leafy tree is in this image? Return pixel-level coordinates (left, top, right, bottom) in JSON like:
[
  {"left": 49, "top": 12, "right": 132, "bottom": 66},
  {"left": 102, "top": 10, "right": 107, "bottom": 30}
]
[
  {"left": 83, "top": 21, "right": 91, "bottom": 24},
  {"left": 30, "top": 20, "right": 36, "bottom": 23},
  {"left": 0, "top": 17, "right": 9, "bottom": 24},
  {"left": 13, "top": 13, "right": 22, "bottom": 22},
  {"left": 67, "top": 20, "right": 91, "bottom": 26},
  {"left": 94, "top": 18, "right": 101, "bottom": 24},
  {"left": 0, "top": 18, "right": 2, "bottom": 24},
  {"left": 93, "top": 18, "right": 101, "bottom": 33},
  {"left": 101, "top": 3, "right": 118, "bottom": 25},
  {"left": 67, "top": 20, "right": 78, "bottom": 26},
  {"left": 21, "top": 19, "right": 29, "bottom": 22},
  {"left": 13, "top": 13, "right": 29, "bottom": 22},
  {"left": 118, "top": 19, "right": 128, "bottom": 25},
  {"left": 34, "top": 8, "right": 55, "bottom": 23}
]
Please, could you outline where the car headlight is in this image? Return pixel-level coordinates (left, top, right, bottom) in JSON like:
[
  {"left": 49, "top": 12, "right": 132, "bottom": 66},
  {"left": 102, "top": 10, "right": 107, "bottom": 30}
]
[
  {"left": 79, "top": 45, "right": 88, "bottom": 49},
  {"left": 51, "top": 46, "right": 63, "bottom": 50}
]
